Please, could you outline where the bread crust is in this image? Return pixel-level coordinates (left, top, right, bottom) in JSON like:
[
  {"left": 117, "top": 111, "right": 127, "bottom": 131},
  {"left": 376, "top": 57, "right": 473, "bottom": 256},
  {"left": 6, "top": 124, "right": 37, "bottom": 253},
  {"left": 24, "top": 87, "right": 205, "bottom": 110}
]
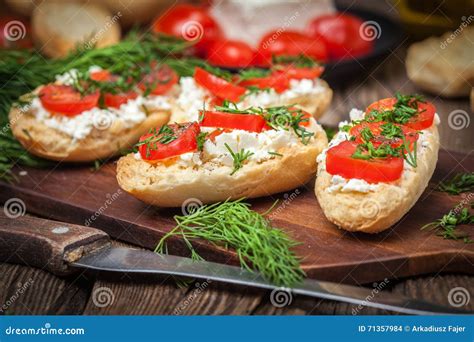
[
  {"left": 170, "top": 79, "right": 333, "bottom": 123},
  {"left": 32, "top": 2, "right": 121, "bottom": 59},
  {"left": 117, "top": 127, "right": 328, "bottom": 207},
  {"left": 9, "top": 105, "right": 170, "bottom": 162},
  {"left": 315, "top": 126, "right": 439, "bottom": 234}
]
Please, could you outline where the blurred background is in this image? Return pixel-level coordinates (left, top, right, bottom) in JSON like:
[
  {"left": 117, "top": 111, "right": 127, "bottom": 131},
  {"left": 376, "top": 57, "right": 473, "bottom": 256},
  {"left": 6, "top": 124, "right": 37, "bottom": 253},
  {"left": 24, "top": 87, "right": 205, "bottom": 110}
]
[{"left": 1, "top": 0, "right": 473, "bottom": 139}]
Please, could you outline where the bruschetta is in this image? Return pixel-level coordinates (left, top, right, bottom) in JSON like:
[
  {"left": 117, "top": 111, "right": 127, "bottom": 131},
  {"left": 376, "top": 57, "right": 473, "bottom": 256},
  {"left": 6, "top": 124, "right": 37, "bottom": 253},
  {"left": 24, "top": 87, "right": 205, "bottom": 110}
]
[
  {"left": 117, "top": 104, "right": 328, "bottom": 206},
  {"left": 315, "top": 94, "right": 440, "bottom": 233},
  {"left": 171, "top": 59, "right": 333, "bottom": 123},
  {"left": 9, "top": 64, "right": 178, "bottom": 162}
]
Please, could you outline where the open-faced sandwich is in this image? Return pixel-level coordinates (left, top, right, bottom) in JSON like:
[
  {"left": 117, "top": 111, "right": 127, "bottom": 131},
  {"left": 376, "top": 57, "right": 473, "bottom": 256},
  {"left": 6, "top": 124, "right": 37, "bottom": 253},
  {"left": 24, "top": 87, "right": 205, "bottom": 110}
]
[
  {"left": 315, "top": 94, "right": 440, "bottom": 233},
  {"left": 171, "top": 56, "right": 332, "bottom": 123},
  {"left": 9, "top": 63, "right": 178, "bottom": 162},
  {"left": 117, "top": 103, "right": 328, "bottom": 206}
]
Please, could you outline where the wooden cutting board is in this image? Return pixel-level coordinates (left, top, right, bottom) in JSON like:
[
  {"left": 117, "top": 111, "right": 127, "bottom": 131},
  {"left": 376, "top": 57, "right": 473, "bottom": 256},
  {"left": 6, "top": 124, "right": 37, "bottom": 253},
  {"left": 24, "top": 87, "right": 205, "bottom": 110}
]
[{"left": 1, "top": 149, "right": 472, "bottom": 285}]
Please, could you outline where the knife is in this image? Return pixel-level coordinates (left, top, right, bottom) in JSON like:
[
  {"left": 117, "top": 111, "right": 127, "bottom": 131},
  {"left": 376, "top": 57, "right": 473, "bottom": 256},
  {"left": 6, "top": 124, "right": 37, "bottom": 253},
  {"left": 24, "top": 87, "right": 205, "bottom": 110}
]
[{"left": 0, "top": 212, "right": 469, "bottom": 315}]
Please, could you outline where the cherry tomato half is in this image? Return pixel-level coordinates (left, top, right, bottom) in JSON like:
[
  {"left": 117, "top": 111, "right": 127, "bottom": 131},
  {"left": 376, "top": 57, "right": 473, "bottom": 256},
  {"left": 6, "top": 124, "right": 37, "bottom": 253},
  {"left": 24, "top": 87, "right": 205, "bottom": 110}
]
[
  {"left": 307, "top": 13, "right": 373, "bottom": 60},
  {"left": 139, "top": 122, "right": 200, "bottom": 161},
  {"left": 138, "top": 65, "right": 178, "bottom": 96},
  {"left": 236, "top": 73, "right": 290, "bottom": 93},
  {"left": 258, "top": 30, "right": 328, "bottom": 63},
  {"left": 326, "top": 140, "right": 404, "bottom": 183},
  {"left": 194, "top": 67, "right": 246, "bottom": 102},
  {"left": 39, "top": 84, "right": 99, "bottom": 116},
  {"left": 366, "top": 97, "right": 436, "bottom": 130},
  {"left": 151, "top": 4, "right": 222, "bottom": 56},
  {"left": 207, "top": 39, "right": 255, "bottom": 68}
]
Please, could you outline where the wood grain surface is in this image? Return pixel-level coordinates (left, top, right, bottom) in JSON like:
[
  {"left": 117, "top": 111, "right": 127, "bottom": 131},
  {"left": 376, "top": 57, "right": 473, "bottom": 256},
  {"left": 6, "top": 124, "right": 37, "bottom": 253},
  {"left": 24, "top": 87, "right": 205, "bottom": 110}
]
[
  {"left": 1, "top": 11, "right": 473, "bottom": 314},
  {"left": 1, "top": 148, "right": 472, "bottom": 286}
]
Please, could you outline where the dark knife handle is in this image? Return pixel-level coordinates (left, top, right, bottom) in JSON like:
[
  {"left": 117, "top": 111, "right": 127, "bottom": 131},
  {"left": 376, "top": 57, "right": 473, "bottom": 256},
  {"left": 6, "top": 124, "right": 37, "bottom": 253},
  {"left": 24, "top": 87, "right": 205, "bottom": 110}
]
[{"left": 0, "top": 211, "right": 110, "bottom": 276}]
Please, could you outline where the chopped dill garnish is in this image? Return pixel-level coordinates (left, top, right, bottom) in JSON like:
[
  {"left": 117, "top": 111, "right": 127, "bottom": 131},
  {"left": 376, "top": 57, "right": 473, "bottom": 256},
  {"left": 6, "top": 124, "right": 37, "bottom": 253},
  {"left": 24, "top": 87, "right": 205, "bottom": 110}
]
[
  {"left": 224, "top": 143, "right": 254, "bottom": 175},
  {"left": 421, "top": 202, "right": 474, "bottom": 243},
  {"left": 437, "top": 172, "right": 474, "bottom": 195},
  {"left": 155, "top": 199, "right": 305, "bottom": 286}
]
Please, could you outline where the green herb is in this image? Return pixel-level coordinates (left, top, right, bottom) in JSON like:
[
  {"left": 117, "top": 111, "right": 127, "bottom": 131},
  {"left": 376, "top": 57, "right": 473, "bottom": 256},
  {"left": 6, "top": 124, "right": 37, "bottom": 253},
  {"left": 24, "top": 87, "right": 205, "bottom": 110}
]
[
  {"left": 263, "top": 106, "right": 314, "bottom": 145},
  {"left": 380, "top": 122, "right": 403, "bottom": 139},
  {"left": 134, "top": 124, "right": 178, "bottom": 158},
  {"left": 366, "top": 93, "right": 425, "bottom": 125},
  {"left": 224, "top": 143, "right": 254, "bottom": 175},
  {"left": 360, "top": 127, "right": 374, "bottom": 142},
  {"left": 437, "top": 172, "right": 474, "bottom": 195},
  {"left": 237, "top": 68, "right": 271, "bottom": 81},
  {"left": 196, "top": 132, "right": 208, "bottom": 152},
  {"left": 272, "top": 54, "right": 319, "bottom": 68},
  {"left": 421, "top": 202, "right": 474, "bottom": 243},
  {"left": 0, "top": 31, "right": 198, "bottom": 179},
  {"left": 268, "top": 151, "right": 283, "bottom": 157},
  {"left": 155, "top": 199, "right": 305, "bottom": 286}
]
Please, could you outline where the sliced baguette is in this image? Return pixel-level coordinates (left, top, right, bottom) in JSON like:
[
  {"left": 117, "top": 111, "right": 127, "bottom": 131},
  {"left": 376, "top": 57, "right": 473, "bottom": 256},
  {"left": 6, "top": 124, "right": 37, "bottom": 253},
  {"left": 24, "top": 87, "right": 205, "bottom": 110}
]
[
  {"left": 117, "top": 124, "right": 328, "bottom": 207},
  {"left": 315, "top": 125, "right": 439, "bottom": 234},
  {"left": 9, "top": 102, "right": 170, "bottom": 162},
  {"left": 170, "top": 79, "right": 333, "bottom": 124}
]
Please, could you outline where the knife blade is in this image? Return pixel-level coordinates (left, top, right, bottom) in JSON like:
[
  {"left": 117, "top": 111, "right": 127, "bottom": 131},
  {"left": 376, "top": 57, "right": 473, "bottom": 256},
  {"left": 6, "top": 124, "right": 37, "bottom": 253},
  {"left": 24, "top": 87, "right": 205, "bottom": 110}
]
[{"left": 0, "top": 212, "right": 469, "bottom": 315}]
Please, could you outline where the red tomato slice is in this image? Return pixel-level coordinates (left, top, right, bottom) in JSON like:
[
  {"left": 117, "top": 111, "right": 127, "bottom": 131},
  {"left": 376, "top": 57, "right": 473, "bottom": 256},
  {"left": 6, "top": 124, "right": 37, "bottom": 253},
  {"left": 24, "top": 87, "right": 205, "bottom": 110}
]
[
  {"left": 151, "top": 4, "right": 222, "bottom": 56},
  {"left": 258, "top": 30, "right": 328, "bottom": 63},
  {"left": 138, "top": 65, "right": 178, "bottom": 95},
  {"left": 139, "top": 122, "right": 200, "bottom": 161},
  {"left": 366, "top": 98, "right": 397, "bottom": 113},
  {"left": 349, "top": 121, "right": 419, "bottom": 151},
  {"left": 194, "top": 67, "right": 246, "bottom": 102},
  {"left": 366, "top": 97, "right": 436, "bottom": 130},
  {"left": 326, "top": 140, "right": 404, "bottom": 183},
  {"left": 237, "top": 73, "right": 290, "bottom": 93},
  {"left": 272, "top": 65, "right": 324, "bottom": 80},
  {"left": 206, "top": 128, "right": 232, "bottom": 141},
  {"left": 307, "top": 13, "right": 373, "bottom": 60},
  {"left": 90, "top": 70, "right": 112, "bottom": 81},
  {"left": 104, "top": 91, "right": 138, "bottom": 109},
  {"left": 89, "top": 70, "right": 139, "bottom": 108},
  {"left": 200, "top": 111, "right": 267, "bottom": 132},
  {"left": 39, "top": 85, "right": 99, "bottom": 116},
  {"left": 207, "top": 39, "right": 255, "bottom": 68}
]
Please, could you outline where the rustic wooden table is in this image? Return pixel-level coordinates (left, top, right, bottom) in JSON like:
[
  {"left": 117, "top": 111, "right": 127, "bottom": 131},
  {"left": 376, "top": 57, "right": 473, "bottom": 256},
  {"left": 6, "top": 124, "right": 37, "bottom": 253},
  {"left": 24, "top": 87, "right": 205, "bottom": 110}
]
[{"left": 1, "top": 43, "right": 472, "bottom": 315}]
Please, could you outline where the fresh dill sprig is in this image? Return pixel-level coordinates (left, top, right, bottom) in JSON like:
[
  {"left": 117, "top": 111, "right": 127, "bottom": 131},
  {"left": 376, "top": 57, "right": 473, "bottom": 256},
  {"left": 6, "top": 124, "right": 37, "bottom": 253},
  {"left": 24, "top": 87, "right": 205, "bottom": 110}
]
[
  {"left": 421, "top": 202, "right": 474, "bottom": 243},
  {"left": 196, "top": 132, "right": 208, "bottom": 152},
  {"left": 155, "top": 199, "right": 305, "bottom": 286},
  {"left": 437, "top": 172, "right": 474, "bottom": 195},
  {"left": 0, "top": 31, "right": 219, "bottom": 179},
  {"left": 224, "top": 143, "right": 254, "bottom": 175}
]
